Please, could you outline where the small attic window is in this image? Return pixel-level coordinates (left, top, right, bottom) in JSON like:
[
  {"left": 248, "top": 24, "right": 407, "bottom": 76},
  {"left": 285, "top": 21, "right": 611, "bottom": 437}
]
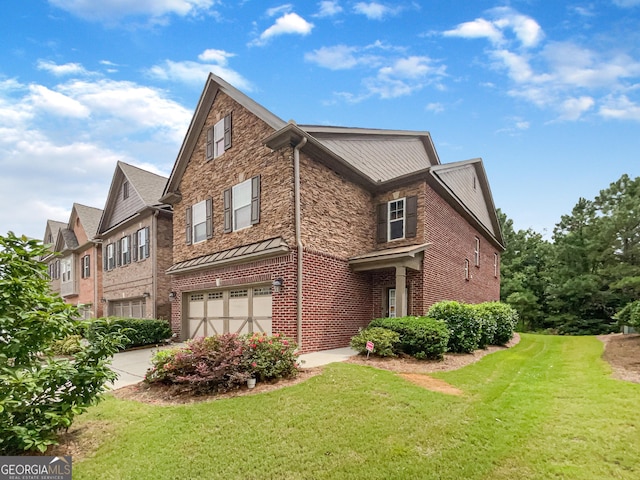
[
  {"left": 473, "top": 176, "right": 477, "bottom": 190},
  {"left": 123, "top": 181, "right": 130, "bottom": 200}
]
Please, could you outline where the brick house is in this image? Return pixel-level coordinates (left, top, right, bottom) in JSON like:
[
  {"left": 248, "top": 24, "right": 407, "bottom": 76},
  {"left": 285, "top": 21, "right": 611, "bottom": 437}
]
[
  {"left": 42, "top": 219, "right": 66, "bottom": 296},
  {"left": 161, "top": 73, "right": 504, "bottom": 353},
  {"left": 53, "top": 203, "right": 104, "bottom": 318},
  {"left": 96, "top": 161, "right": 173, "bottom": 320}
]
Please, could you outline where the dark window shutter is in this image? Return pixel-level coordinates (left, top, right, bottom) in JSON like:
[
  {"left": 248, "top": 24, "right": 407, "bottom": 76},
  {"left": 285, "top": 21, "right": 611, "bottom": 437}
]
[
  {"left": 251, "top": 175, "right": 260, "bottom": 225},
  {"left": 406, "top": 196, "right": 418, "bottom": 238},
  {"left": 132, "top": 231, "right": 138, "bottom": 262},
  {"left": 224, "top": 113, "right": 232, "bottom": 150},
  {"left": 376, "top": 203, "right": 388, "bottom": 243},
  {"left": 206, "top": 197, "right": 213, "bottom": 239},
  {"left": 116, "top": 239, "right": 122, "bottom": 267},
  {"left": 223, "top": 188, "right": 232, "bottom": 233},
  {"left": 186, "top": 206, "right": 192, "bottom": 245},
  {"left": 144, "top": 227, "right": 150, "bottom": 258},
  {"left": 126, "top": 235, "right": 132, "bottom": 264},
  {"left": 206, "top": 126, "right": 214, "bottom": 161},
  {"left": 86, "top": 255, "right": 90, "bottom": 278},
  {"left": 103, "top": 249, "right": 108, "bottom": 271}
]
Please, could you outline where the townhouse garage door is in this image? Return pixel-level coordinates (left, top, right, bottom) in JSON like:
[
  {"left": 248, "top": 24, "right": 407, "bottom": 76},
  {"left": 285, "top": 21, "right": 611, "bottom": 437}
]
[{"left": 187, "top": 286, "right": 272, "bottom": 338}]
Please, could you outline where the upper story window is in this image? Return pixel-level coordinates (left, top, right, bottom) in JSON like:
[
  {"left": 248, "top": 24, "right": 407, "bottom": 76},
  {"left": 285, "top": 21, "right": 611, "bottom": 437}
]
[
  {"left": 61, "top": 257, "right": 72, "bottom": 283},
  {"left": 388, "top": 198, "right": 405, "bottom": 241},
  {"left": 494, "top": 253, "right": 499, "bottom": 277},
  {"left": 224, "top": 176, "right": 261, "bottom": 233},
  {"left": 134, "top": 227, "right": 150, "bottom": 260},
  {"left": 123, "top": 181, "right": 130, "bottom": 200},
  {"left": 464, "top": 259, "right": 470, "bottom": 281},
  {"left": 474, "top": 237, "right": 480, "bottom": 267},
  {"left": 106, "top": 243, "right": 115, "bottom": 270},
  {"left": 206, "top": 114, "right": 232, "bottom": 161},
  {"left": 81, "top": 254, "right": 90, "bottom": 278},
  {"left": 186, "top": 199, "right": 212, "bottom": 245},
  {"left": 119, "top": 235, "right": 131, "bottom": 265},
  {"left": 377, "top": 195, "right": 418, "bottom": 243}
]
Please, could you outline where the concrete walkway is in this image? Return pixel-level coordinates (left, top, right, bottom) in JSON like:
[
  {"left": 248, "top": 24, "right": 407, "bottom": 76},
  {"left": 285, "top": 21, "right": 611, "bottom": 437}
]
[{"left": 109, "top": 344, "right": 357, "bottom": 390}]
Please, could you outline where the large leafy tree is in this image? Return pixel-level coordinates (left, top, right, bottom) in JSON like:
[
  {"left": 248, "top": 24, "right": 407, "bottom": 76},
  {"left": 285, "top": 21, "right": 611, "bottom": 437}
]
[{"left": 0, "top": 232, "right": 124, "bottom": 454}]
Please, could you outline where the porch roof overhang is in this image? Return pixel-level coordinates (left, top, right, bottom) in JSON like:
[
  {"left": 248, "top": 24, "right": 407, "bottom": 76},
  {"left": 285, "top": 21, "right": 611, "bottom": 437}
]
[
  {"left": 167, "top": 237, "right": 290, "bottom": 275},
  {"left": 348, "top": 243, "right": 430, "bottom": 272}
]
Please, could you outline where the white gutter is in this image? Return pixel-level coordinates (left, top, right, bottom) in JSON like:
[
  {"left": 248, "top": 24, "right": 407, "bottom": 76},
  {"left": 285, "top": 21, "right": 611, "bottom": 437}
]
[{"left": 293, "top": 136, "right": 307, "bottom": 348}]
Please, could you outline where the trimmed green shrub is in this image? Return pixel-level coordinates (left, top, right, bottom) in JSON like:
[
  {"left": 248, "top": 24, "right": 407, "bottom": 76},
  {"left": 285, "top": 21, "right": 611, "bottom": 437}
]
[
  {"left": 427, "top": 301, "right": 481, "bottom": 353},
  {"left": 350, "top": 327, "right": 400, "bottom": 357},
  {"left": 615, "top": 300, "right": 640, "bottom": 329},
  {"left": 86, "top": 317, "right": 172, "bottom": 349},
  {"left": 369, "top": 316, "right": 450, "bottom": 360},
  {"left": 481, "top": 302, "right": 519, "bottom": 345},
  {"left": 473, "top": 303, "right": 498, "bottom": 348}
]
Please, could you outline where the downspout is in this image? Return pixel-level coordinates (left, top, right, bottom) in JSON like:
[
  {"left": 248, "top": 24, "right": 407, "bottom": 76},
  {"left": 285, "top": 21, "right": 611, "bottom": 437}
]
[
  {"left": 152, "top": 211, "right": 159, "bottom": 319},
  {"left": 293, "top": 136, "right": 307, "bottom": 348}
]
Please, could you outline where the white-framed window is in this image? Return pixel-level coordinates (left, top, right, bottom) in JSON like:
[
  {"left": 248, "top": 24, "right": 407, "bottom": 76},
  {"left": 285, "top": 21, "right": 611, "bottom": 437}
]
[
  {"left": 474, "top": 237, "right": 480, "bottom": 266},
  {"left": 494, "top": 253, "right": 498, "bottom": 278},
  {"left": 192, "top": 200, "right": 207, "bottom": 243},
  {"left": 464, "top": 259, "right": 470, "bottom": 281},
  {"left": 81, "top": 254, "right": 90, "bottom": 278},
  {"left": 106, "top": 243, "right": 115, "bottom": 270},
  {"left": 61, "top": 257, "right": 72, "bottom": 283},
  {"left": 388, "top": 198, "right": 405, "bottom": 241},
  {"left": 136, "top": 227, "right": 148, "bottom": 259},
  {"left": 214, "top": 118, "right": 225, "bottom": 158},
  {"left": 120, "top": 236, "right": 131, "bottom": 265},
  {"left": 232, "top": 179, "right": 252, "bottom": 231}
]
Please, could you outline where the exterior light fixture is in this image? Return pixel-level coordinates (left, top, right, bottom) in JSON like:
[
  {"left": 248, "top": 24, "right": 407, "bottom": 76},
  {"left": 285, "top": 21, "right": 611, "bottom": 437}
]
[
  {"left": 272, "top": 278, "right": 284, "bottom": 293},
  {"left": 142, "top": 292, "right": 150, "bottom": 298},
  {"left": 101, "top": 298, "right": 107, "bottom": 303},
  {"left": 169, "top": 291, "right": 177, "bottom": 301}
]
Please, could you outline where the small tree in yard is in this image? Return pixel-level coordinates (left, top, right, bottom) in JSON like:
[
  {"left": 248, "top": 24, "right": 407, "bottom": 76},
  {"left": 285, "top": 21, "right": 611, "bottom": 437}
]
[{"left": 0, "top": 233, "right": 125, "bottom": 454}]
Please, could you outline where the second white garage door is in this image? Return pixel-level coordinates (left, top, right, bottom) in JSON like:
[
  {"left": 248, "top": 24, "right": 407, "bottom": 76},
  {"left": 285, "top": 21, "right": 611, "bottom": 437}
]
[{"left": 187, "top": 286, "right": 272, "bottom": 339}]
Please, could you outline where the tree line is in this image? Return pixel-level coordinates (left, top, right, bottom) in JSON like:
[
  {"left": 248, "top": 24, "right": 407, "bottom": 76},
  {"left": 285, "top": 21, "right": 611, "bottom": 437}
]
[{"left": 499, "top": 173, "right": 640, "bottom": 335}]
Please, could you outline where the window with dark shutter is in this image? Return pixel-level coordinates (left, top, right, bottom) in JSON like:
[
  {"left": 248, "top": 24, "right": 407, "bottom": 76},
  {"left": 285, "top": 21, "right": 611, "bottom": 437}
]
[
  {"left": 406, "top": 196, "right": 418, "bottom": 238},
  {"left": 250, "top": 175, "right": 260, "bottom": 225},
  {"left": 224, "top": 113, "right": 232, "bottom": 150},
  {"left": 223, "top": 188, "right": 232, "bottom": 233},
  {"left": 132, "top": 231, "right": 138, "bottom": 262},
  {"left": 377, "top": 203, "right": 387, "bottom": 243},
  {"left": 206, "top": 126, "right": 214, "bottom": 161},
  {"left": 186, "top": 207, "right": 192, "bottom": 245},
  {"left": 206, "top": 197, "right": 213, "bottom": 239},
  {"left": 144, "top": 226, "right": 150, "bottom": 258},
  {"left": 116, "top": 239, "right": 122, "bottom": 267}
]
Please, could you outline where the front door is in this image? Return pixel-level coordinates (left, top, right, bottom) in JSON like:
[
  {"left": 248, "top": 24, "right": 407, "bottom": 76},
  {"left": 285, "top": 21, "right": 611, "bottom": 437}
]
[{"left": 387, "top": 288, "right": 408, "bottom": 318}]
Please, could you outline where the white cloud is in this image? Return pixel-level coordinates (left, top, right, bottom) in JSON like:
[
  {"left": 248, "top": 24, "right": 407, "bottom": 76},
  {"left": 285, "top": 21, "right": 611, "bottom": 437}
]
[
  {"left": 613, "top": 0, "right": 640, "bottom": 7},
  {"left": 557, "top": 96, "right": 595, "bottom": 120},
  {"left": 305, "top": 45, "right": 368, "bottom": 70},
  {"left": 426, "top": 102, "right": 444, "bottom": 113},
  {"left": 252, "top": 12, "right": 314, "bottom": 46},
  {"left": 353, "top": 2, "right": 394, "bottom": 20},
  {"left": 316, "top": 1, "right": 342, "bottom": 17},
  {"left": 266, "top": 4, "right": 292, "bottom": 17},
  {"left": 599, "top": 95, "right": 640, "bottom": 120},
  {"left": 48, "top": 0, "right": 216, "bottom": 21},
  {"left": 37, "top": 60, "right": 91, "bottom": 76},
  {"left": 148, "top": 50, "right": 251, "bottom": 90},
  {"left": 444, "top": 18, "right": 504, "bottom": 45},
  {"left": 28, "top": 85, "right": 90, "bottom": 118}
]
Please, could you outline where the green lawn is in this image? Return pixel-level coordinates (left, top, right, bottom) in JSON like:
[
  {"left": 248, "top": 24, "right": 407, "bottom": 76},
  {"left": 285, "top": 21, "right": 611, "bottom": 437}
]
[{"left": 72, "top": 334, "right": 639, "bottom": 479}]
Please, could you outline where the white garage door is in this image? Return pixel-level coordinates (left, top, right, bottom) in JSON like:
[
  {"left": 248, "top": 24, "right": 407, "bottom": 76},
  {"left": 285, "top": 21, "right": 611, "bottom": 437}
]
[{"left": 187, "top": 286, "right": 272, "bottom": 339}]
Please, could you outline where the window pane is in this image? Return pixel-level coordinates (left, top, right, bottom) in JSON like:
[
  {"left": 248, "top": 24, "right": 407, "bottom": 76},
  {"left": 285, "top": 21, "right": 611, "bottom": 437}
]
[
  {"left": 192, "top": 201, "right": 207, "bottom": 243},
  {"left": 194, "top": 223, "right": 207, "bottom": 243},
  {"left": 233, "top": 180, "right": 251, "bottom": 208},
  {"left": 390, "top": 219, "right": 404, "bottom": 240},
  {"left": 234, "top": 205, "right": 251, "bottom": 230}
]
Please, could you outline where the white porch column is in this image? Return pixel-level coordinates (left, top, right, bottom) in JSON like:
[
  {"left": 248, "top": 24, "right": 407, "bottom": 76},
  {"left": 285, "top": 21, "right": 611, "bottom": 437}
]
[{"left": 395, "top": 265, "right": 407, "bottom": 317}]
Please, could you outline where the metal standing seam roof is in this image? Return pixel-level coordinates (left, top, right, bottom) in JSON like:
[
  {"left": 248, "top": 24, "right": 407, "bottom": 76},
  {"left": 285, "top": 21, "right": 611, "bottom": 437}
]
[
  {"left": 167, "top": 237, "right": 290, "bottom": 274},
  {"left": 309, "top": 135, "right": 434, "bottom": 183}
]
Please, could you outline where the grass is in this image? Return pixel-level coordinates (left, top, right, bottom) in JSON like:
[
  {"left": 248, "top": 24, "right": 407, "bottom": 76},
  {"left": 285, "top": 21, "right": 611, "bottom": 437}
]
[{"left": 72, "top": 334, "right": 639, "bottom": 479}]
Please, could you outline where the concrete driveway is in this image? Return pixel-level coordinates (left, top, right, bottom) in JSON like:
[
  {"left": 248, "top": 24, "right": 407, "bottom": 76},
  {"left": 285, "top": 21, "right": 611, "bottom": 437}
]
[{"left": 109, "top": 345, "right": 357, "bottom": 390}]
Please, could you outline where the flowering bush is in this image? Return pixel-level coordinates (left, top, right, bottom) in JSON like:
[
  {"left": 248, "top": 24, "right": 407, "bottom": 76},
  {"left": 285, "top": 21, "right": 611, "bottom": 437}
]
[
  {"left": 243, "top": 332, "right": 299, "bottom": 382},
  {"left": 145, "top": 332, "right": 299, "bottom": 394}
]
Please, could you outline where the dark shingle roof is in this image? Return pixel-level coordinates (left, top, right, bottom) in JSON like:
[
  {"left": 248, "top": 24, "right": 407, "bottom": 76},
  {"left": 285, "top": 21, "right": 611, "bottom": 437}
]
[
  {"left": 118, "top": 161, "right": 168, "bottom": 207},
  {"left": 73, "top": 203, "right": 103, "bottom": 240}
]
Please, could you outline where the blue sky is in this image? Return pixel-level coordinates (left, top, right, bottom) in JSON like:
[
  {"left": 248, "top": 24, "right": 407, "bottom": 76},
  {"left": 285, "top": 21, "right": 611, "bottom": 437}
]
[{"left": 1, "top": 0, "right": 639, "bottom": 241}]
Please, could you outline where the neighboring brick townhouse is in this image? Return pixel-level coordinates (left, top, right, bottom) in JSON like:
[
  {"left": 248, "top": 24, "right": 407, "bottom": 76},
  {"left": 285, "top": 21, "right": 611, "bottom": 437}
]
[
  {"left": 42, "top": 219, "right": 67, "bottom": 296},
  {"left": 161, "top": 73, "right": 505, "bottom": 353},
  {"left": 96, "top": 161, "right": 173, "bottom": 320},
  {"left": 52, "top": 203, "right": 104, "bottom": 319}
]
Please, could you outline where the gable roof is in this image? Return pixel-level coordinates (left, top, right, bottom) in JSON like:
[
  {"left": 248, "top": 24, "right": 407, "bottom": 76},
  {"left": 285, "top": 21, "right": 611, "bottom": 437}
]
[
  {"left": 72, "top": 203, "right": 103, "bottom": 240},
  {"left": 162, "top": 73, "right": 286, "bottom": 202},
  {"left": 43, "top": 219, "right": 66, "bottom": 247},
  {"left": 98, "top": 161, "right": 169, "bottom": 234}
]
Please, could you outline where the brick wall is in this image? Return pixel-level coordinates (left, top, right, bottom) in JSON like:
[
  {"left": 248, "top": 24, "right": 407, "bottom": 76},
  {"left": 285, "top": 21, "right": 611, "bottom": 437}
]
[
  {"left": 155, "top": 212, "right": 173, "bottom": 320},
  {"left": 172, "top": 91, "right": 296, "bottom": 264},
  {"left": 374, "top": 181, "right": 426, "bottom": 249},
  {"left": 423, "top": 182, "right": 500, "bottom": 307}
]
